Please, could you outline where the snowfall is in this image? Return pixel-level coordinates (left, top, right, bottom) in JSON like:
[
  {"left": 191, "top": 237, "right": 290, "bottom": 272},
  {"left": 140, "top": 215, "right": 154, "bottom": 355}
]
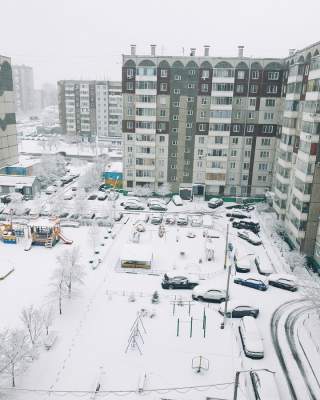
[{"left": 1, "top": 191, "right": 320, "bottom": 400}]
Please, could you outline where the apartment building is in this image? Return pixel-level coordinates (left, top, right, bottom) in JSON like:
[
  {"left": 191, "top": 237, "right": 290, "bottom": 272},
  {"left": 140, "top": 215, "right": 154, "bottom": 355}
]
[
  {"left": 122, "top": 45, "right": 284, "bottom": 197},
  {"left": 0, "top": 55, "right": 19, "bottom": 169},
  {"left": 13, "top": 64, "right": 35, "bottom": 113},
  {"left": 273, "top": 42, "right": 320, "bottom": 258},
  {"left": 58, "top": 80, "right": 122, "bottom": 142}
]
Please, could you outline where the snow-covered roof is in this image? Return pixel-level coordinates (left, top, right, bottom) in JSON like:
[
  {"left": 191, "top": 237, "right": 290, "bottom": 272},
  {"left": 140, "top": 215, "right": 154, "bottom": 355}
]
[
  {"left": 30, "top": 218, "right": 59, "bottom": 228},
  {"left": 10, "top": 156, "right": 40, "bottom": 168},
  {"left": 0, "top": 175, "right": 37, "bottom": 187},
  {"left": 105, "top": 162, "right": 123, "bottom": 173},
  {"left": 120, "top": 244, "right": 153, "bottom": 262}
]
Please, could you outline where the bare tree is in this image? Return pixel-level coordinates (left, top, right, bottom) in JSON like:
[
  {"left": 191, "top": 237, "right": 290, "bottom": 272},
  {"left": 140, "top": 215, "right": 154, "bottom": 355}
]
[
  {"left": 134, "top": 185, "right": 154, "bottom": 198},
  {"left": 0, "top": 329, "right": 31, "bottom": 387},
  {"left": 20, "top": 306, "right": 44, "bottom": 346},
  {"left": 42, "top": 305, "right": 55, "bottom": 336},
  {"left": 56, "top": 247, "right": 85, "bottom": 298},
  {"left": 49, "top": 266, "right": 68, "bottom": 315},
  {"left": 88, "top": 222, "right": 101, "bottom": 250},
  {"left": 286, "top": 250, "right": 307, "bottom": 272}
]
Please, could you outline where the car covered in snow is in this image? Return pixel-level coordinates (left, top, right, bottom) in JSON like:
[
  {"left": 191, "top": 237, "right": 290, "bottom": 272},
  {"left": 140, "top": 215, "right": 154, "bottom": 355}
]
[
  {"left": 237, "top": 230, "right": 262, "bottom": 246},
  {"left": 172, "top": 195, "right": 183, "bottom": 206},
  {"left": 63, "top": 193, "right": 73, "bottom": 200},
  {"left": 268, "top": 273, "right": 298, "bottom": 292},
  {"left": 235, "top": 256, "right": 253, "bottom": 273},
  {"left": 97, "top": 192, "right": 108, "bottom": 201},
  {"left": 234, "top": 274, "right": 268, "bottom": 291},
  {"left": 239, "top": 316, "right": 264, "bottom": 359},
  {"left": 191, "top": 215, "right": 202, "bottom": 227},
  {"left": 161, "top": 275, "right": 199, "bottom": 290},
  {"left": 208, "top": 197, "right": 224, "bottom": 209},
  {"left": 148, "top": 202, "right": 167, "bottom": 211},
  {"left": 192, "top": 284, "right": 227, "bottom": 303},
  {"left": 218, "top": 301, "right": 259, "bottom": 318},
  {"left": 164, "top": 215, "right": 176, "bottom": 225},
  {"left": 232, "top": 219, "right": 260, "bottom": 234},
  {"left": 114, "top": 212, "right": 123, "bottom": 221},
  {"left": 150, "top": 214, "right": 163, "bottom": 224},
  {"left": 254, "top": 256, "right": 274, "bottom": 275},
  {"left": 124, "top": 201, "right": 145, "bottom": 210},
  {"left": 176, "top": 214, "right": 188, "bottom": 225}
]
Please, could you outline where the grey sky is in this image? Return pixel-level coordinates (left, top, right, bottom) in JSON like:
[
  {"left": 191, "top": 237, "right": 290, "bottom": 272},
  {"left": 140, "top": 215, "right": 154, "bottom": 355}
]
[{"left": 2, "top": 0, "right": 319, "bottom": 88}]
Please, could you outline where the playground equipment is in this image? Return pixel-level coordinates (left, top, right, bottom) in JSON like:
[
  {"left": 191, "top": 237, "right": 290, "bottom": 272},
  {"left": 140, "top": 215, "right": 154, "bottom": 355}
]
[
  {"left": 192, "top": 356, "right": 209, "bottom": 373},
  {"left": 0, "top": 221, "right": 25, "bottom": 244},
  {"left": 24, "top": 218, "right": 73, "bottom": 250}
]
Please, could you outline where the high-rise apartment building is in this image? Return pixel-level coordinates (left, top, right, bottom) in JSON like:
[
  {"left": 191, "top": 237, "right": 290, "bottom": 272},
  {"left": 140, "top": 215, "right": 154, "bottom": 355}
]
[
  {"left": 58, "top": 80, "right": 122, "bottom": 142},
  {"left": 0, "top": 55, "right": 19, "bottom": 169},
  {"left": 13, "top": 64, "right": 35, "bottom": 113},
  {"left": 122, "top": 45, "right": 284, "bottom": 197}
]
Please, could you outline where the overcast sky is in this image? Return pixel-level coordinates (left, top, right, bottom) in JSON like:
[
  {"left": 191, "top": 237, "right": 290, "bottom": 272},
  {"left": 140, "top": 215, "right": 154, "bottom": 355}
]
[{"left": 1, "top": 0, "right": 319, "bottom": 88}]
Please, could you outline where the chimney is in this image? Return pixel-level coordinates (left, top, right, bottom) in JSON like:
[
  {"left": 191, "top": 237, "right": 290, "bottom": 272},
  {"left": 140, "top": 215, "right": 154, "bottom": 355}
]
[
  {"left": 289, "top": 48, "right": 295, "bottom": 57},
  {"left": 190, "top": 48, "right": 196, "bottom": 56},
  {"left": 150, "top": 44, "right": 156, "bottom": 56},
  {"left": 204, "top": 45, "right": 210, "bottom": 57},
  {"left": 238, "top": 45, "right": 244, "bottom": 58},
  {"left": 130, "top": 44, "right": 136, "bottom": 56}
]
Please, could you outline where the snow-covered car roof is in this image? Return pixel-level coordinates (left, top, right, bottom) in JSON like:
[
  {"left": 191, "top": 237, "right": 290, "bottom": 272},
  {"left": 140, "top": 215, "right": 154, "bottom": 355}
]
[{"left": 268, "top": 273, "right": 297, "bottom": 282}]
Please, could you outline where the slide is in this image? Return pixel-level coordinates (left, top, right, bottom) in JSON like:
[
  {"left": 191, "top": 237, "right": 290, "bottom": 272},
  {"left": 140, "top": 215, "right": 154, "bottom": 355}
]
[
  {"left": 24, "top": 238, "right": 33, "bottom": 251},
  {"left": 58, "top": 233, "right": 73, "bottom": 245}
]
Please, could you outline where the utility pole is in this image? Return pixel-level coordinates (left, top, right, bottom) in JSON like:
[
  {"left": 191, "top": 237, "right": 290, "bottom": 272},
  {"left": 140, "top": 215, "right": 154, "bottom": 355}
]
[
  {"left": 221, "top": 224, "right": 231, "bottom": 330},
  {"left": 233, "top": 371, "right": 240, "bottom": 400},
  {"left": 224, "top": 223, "right": 229, "bottom": 270}
]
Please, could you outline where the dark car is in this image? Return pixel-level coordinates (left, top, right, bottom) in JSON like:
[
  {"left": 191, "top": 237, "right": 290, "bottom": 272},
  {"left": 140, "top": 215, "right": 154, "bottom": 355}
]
[
  {"left": 226, "top": 211, "right": 250, "bottom": 219},
  {"left": 208, "top": 198, "right": 224, "bottom": 209},
  {"left": 234, "top": 275, "right": 268, "bottom": 291},
  {"left": 161, "top": 275, "right": 199, "bottom": 289},
  {"left": 58, "top": 212, "right": 69, "bottom": 219},
  {"left": 268, "top": 274, "right": 298, "bottom": 292},
  {"left": 148, "top": 203, "right": 167, "bottom": 211},
  {"left": 69, "top": 213, "right": 80, "bottom": 220},
  {"left": 226, "top": 204, "right": 255, "bottom": 211},
  {"left": 0, "top": 194, "right": 11, "bottom": 204},
  {"left": 88, "top": 194, "right": 97, "bottom": 200},
  {"left": 232, "top": 220, "right": 260, "bottom": 234},
  {"left": 218, "top": 303, "right": 259, "bottom": 318}
]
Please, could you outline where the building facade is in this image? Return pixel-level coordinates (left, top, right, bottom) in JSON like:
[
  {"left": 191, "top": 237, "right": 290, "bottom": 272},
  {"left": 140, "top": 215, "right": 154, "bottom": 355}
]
[
  {"left": 273, "top": 42, "right": 320, "bottom": 257},
  {"left": 0, "top": 55, "right": 19, "bottom": 169},
  {"left": 13, "top": 64, "right": 35, "bottom": 113},
  {"left": 122, "top": 45, "right": 284, "bottom": 197},
  {"left": 58, "top": 80, "right": 122, "bottom": 142}
]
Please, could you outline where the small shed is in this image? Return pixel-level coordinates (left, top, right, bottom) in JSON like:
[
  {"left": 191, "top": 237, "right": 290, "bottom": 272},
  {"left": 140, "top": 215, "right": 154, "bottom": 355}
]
[{"left": 120, "top": 244, "right": 153, "bottom": 269}]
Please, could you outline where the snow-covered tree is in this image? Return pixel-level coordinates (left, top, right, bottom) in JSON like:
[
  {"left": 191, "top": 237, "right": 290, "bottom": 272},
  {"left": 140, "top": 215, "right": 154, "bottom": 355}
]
[
  {"left": 0, "top": 329, "right": 32, "bottom": 387},
  {"left": 88, "top": 222, "right": 101, "bottom": 250},
  {"left": 34, "top": 154, "right": 66, "bottom": 187},
  {"left": 20, "top": 305, "right": 44, "bottom": 346},
  {"left": 49, "top": 267, "right": 68, "bottom": 315},
  {"left": 56, "top": 247, "right": 85, "bottom": 298},
  {"left": 134, "top": 185, "right": 153, "bottom": 198},
  {"left": 9, "top": 193, "right": 24, "bottom": 215},
  {"left": 74, "top": 189, "right": 87, "bottom": 216},
  {"left": 286, "top": 250, "right": 307, "bottom": 272},
  {"left": 42, "top": 305, "right": 55, "bottom": 336},
  {"left": 156, "top": 183, "right": 171, "bottom": 198}
]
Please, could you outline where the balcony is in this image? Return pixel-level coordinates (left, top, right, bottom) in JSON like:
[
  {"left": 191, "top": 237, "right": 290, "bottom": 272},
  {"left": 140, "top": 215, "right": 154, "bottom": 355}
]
[
  {"left": 276, "top": 172, "right": 291, "bottom": 185},
  {"left": 292, "top": 186, "right": 311, "bottom": 203},
  {"left": 274, "top": 186, "right": 288, "bottom": 200}
]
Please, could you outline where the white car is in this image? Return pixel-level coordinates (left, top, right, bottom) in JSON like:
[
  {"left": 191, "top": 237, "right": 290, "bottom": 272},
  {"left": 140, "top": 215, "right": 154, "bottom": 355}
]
[
  {"left": 45, "top": 186, "right": 57, "bottom": 195},
  {"left": 120, "top": 197, "right": 141, "bottom": 206},
  {"left": 147, "top": 198, "right": 166, "bottom": 207},
  {"left": 237, "top": 230, "right": 262, "bottom": 245},
  {"left": 97, "top": 192, "right": 108, "bottom": 200},
  {"left": 235, "top": 255, "right": 253, "bottom": 273},
  {"left": 172, "top": 195, "right": 183, "bottom": 206},
  {"left": 192, "top": 284, "right": 227, "bottom": 303},
  {"left": 164, "top": 215, "right": 176, "bottom": 224},
  {"left": 208, "top": 197, "right": 224, "bottom": 209},
  {"left": 254, "top": 256, "right": 274, "bottom": 275},
  {"left": 191, "top": 216, "right": 202, "bottom": 227},
  {"left": 176, "top": 214, "right": 188, "bottom": 225},
  {"left": 64, "top": 193, "right": 73, "bottom": 200}
]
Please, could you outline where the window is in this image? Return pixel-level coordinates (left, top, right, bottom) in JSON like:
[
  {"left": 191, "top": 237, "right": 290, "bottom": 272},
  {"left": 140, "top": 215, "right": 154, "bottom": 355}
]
[
  {"left": 264, "top": 112, "right": 274, "bottom": 120},
  {"left": 199, "top": 123, "right": 205, "bottom": 131},
  {"left": 160, "top": 109, "right": 166, "bottom": 117},
  {"left": 232, "top": 137, "right": 239, "bottom": 144},
  {"left": 187, "top": 110, "right": 193, "bottom": 116},
  {"left": 198, "top": 149, "right": 204, "bottom": 156},
  {"left": 232, "top": 125, "right": 240, "bottom": 133},
  {"left": 201, "top": 84, "right": 209, "bottom": 92},
  {"left": 244, "top": 150, "right": 251, "bottom": 157},
  {"left": 127, "top": 108, "right": 133, "bottom": 116},
  {"left": 242, "top": 175, "right": 248, "bottom": 181},
  {"left": 258, "top": 175, "right": 267, "bottom": 182},
  {"left": 261, "top": 138, "right": 271, "bottom": 145},
  {"left": 245, "top": 137, "right": 252, "bottom": 145},
  {"left": 266, "top": 99, "right": 275, "bottom": 107},
  {"left": 172, "top": 128, "right": 178, "bottom": 133},
  {"left": 188, "top": 83, "right": 195, "bottom": 89},
  {"left": 268, "top": 71, "right": 279, "bottom": 80},
  {"left": 160, "top": 69, "right": 168, "bottom": 78},
  {"left": 126, "top": 82, "right": 133, "bottom": 90},
  {"left": 186, "top": 136, "right": 191, "bottom": 141},
  {"left": 159, "top": 135, "right": 165, "bottom": 142},
  {"left": 173, "top": 115, "right": 179, "bottom": 121},
  {"left": 127, "top": 146, "right": 133, "bottom": 152},
  {"left": 236, "top": 84, "right": 244, "bottom": 93},
  {"left": 128, "top": 95, "right": 133, "bottom": 103},
  {"left": 201, "top": 97, "right": 209, "bottom": 105},
  {"left": 248, "top": 112, "right": 255, "bottom": 119},
  {"left": 231, "top": 150, "right": 237, "bottom": 156},
  {"left": 263, "top": 125, "right": 274, "bottom": 133},
  {"left": 189, "top": 69, "right": 196, "bottom": 76},
  {"left": 170, "top": 164, "right": 177, "bottom": 169},
  {"left": 251, "top": 70, "right": 259, "bottom": 79},
  {"left": 215, "top": 136, "right": 223, "bottom": 144},
  {"left": 200, "top": 111, "right": 206, "bottom": 118},
  {"left": 160, "top": 96, "right": 166, "bottom": 105},
  {"left": 234, "top": 111, "right": 241, "bottom": 119},
  {"left": 250, "top": 85, "right": 258, "bottom": 94},
  {"left": 171, "top": 153, "right": 177, "bottom": 157},
  {"left": 173, "top": 101, "right": 180, "bottom": 107},
  {"left": 186, "top": 122, "right": 192, "bottom": 128},
  {"left": 172, "top": 140, "right": 177, "bottom": 145},
  {"left": 247, "top": 125, "right": 254, "bottom": 132},
  {"left": 127, "top": 121, "right": 134, "bottom": 129},
  {"left": 201, "top": 70, "right": 210, "bottom": 79},
  {"left": 235, "top": 98, "right": 242, "bottom": 105},
  {"left": 198, "top": 137, "right": 205, "bottom": 144},
  {"left": 267, "top": 85, "right": 278, "bottom": 94},
  {"left": 258, "top": 163, "right": 268, "bottom": 171},
  {"left": 249, "top": 98, "right": 256, "bottom": 107},
  {"left": 187, "top": 97, "right": 194, "bottom": 102},
  {"left": 160, "top": 83, "right": 168, "bottom": 91},
  {"left": 127, "top": 68, "right": 134, "bottom": 78},
  {"left": 237, "top": 70, "right": 245, "bottom": 79},
  {"left": 230, "top": 162, "right": 236, "bottom": 169},
  {"left": 243, "top": 162, "right": 249, "bottom": 170},
  {"left": 260, "top": 151, "right": 270, "bottom": 158},
  {"left": 127, "top": 134, "right": 133, "bottom": 140},
  {"left": 173, "top": 89, "right": 180, "bottom": 94}
]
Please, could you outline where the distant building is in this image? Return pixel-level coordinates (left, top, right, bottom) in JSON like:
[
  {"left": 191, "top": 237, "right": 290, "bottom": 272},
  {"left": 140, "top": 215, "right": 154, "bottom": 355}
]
[
  {"left": 0, "top": 175, "right": 40, "bottom": 199},
  {"left": 57, "top": 80, "right": 122, "bottom": 142},
  {"left": 13, "top": 64, "right": 35, "bottom": 113},
  {"left": 0, "top": 55, "right": 19, "bottom": 169}
]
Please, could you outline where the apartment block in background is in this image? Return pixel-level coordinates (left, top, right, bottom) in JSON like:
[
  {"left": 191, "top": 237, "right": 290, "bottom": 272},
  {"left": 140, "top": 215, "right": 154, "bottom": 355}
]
[
  {"left": 122, "top": 44, "right": 284, "bottom": 197},
  {"left": 58, "top": 80, "right": 122, "bottom": 142},
  {"left": 13, "top": 64, "right": 35, "bottom": 113},
  {"left": 0, "top": 55, "right": 19, "bottom": 169}
]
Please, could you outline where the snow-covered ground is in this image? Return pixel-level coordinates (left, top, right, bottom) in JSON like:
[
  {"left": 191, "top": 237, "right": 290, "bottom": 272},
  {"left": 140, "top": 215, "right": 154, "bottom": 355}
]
[{"left": 0, "top": 199, "right": 319, "bottom": 400}]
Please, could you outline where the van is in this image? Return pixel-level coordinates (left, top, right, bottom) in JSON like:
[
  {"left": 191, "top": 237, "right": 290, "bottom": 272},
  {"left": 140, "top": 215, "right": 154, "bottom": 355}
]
[
  {"left": 239, "top": 316, "right": 264, "bottom": 359},
  {"left": 172, "top": 195, "right": 183, "bottom": 206},
  {"left": 250, "top": 369, "right": 281, "bottom": 400}
]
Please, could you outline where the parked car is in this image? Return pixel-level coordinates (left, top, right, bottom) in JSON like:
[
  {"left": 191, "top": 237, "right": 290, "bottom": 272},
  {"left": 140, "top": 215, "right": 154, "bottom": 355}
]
[
  {"left": 176, "top": 214, "right": 188, "bottom": 225},
  {"left": 58, "top": 212, "right": 69, "bottom": 219},
  {"left": 186, "top": 231, "right": 196, "bottom": 238},
  {"left": 124, "top": 201, "right": 145, "bottom": 210},
  {"left": 64, "top": 193, "right": 73, "bottom": 200},
  {"left": 268, "top": 273, "right": 298, "bottom": 292},
  {"left": 226, "top": 204, "right": 255, "bottom": 212},
  {"left": 108, "top": 190, "right": 119, "bottom": 201},
  {"left": 135, "top": 223, "right": 146, "bottom": 232},
  {"left": 250, "top": 369, "right": 281, "bottom": 400},
  {"left": 192, "top": 285, "right": 227, "bottom": 303},
  {"left": 88, "top": 194, "right": 97, "bottom": 200},
  {"left": 147, "top": 198, "right": 166, "bottom": 207},
  {"left": 69, "top": 213, "right": 80, "bottom": 220},
  {"left": 218, "top": 301, "right": 259, "bottom": 318},
  {"left": 161, "top": 275, "right": 199, "bottom": 289},
  {"left": 191, "top": 215, "right": 202, "bottom": 227},
  {"left": 237, "top": 230, "right": 262, "bottom": 246},
  {"left": 232, "top": 219, "right": 260, "bottom": 234},
  {"left": 164, "top": 215, "right": 176, "bottom": 225},
  {"left": 239, "top": 316, "right": 264, "bottom": 359},
  {"left": 0, "top": 194, "right": 11, "bottom": 204},
  {"left": 71, "top": 186, "right": 77, "bottom": 192},
  {"left": 82, "top": 211, "right": 95, "bottom": 219},
  {"left": 97, "top": 192, "right": 108, "bottom": 201},
  {"left": 254, "top": 256, "right": 274, "bottom": 275},
  {"left": 208, "top": 197, "right": 224, "bottom": 209},
  {"left": 234, "top": 274, "right": 268, "bottom": 291},
  {"left": 45, "top": 186, "right": 57, "bottom": 195},
  {"left": 226, "top": 211, "right": 250, "bottom": 219},
  {"left": 172, "top": 195, "right": 183, "bottom": 206},
  {"left": 120, "top": 197, "right": 140, "bottom": 206},
  {"left": 148, "top": 203, "right": 167, "bottom": 211},
  {"left": 235, "top": 256, "right": 253, "bottom": 273},
  {"left": 114, "top": 212, "right": 123, "bottom": 221},
  {"left": 150, "top": 214, "right": 163, "bottom": 224}
]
